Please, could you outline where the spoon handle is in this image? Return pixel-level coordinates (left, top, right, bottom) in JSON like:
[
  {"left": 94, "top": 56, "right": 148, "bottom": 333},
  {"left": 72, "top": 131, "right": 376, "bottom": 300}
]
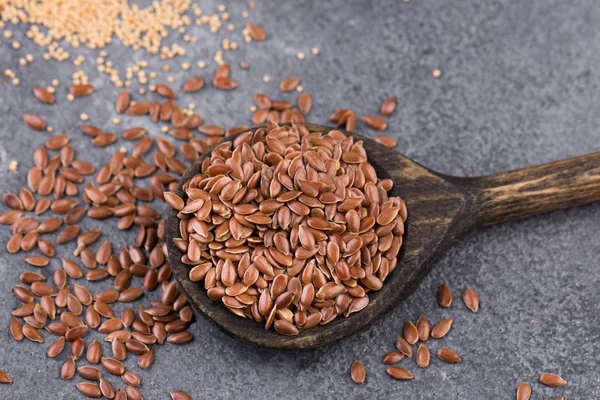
[{"left": 464, "top": 152, "right": 600, "bottom": 227}]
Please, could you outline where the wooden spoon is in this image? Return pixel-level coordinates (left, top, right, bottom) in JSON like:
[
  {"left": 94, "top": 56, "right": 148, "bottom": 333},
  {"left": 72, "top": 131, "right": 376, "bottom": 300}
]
[{"left": 166, "top": 123, "right": 600, "bottom": 349}]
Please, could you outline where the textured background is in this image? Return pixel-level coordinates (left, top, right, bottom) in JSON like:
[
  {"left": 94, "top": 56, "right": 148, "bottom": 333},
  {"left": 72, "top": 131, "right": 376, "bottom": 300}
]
[{"left": 1, "top": 0, "right": 599, "bottom": 398}]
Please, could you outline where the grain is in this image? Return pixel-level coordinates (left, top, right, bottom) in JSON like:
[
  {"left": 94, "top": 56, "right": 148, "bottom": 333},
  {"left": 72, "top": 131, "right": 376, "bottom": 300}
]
[
  {"left": 360, "top": 114, "right": 387, "bottom": 131},
  {"left": 437, "top": 284, "right": 452, "bottom": 308},
  {"left": 23, "top": 113, "right": 46, "bottom": 131},
  {"left": 416, "top": 315, "right": 430, "bottom": 342},
  {"left": 516, "top": 382, "right": 532, "bottom": 400},
  {"left": 462, "top": 288, "right": 480, "bottom": 312},
  {"left": 437, "top": 348, "right": 461, "bottom": 363},
  {"left": 430, "top": 318, "right": 453, "bottom": 339},
  {"left": 382, "top": 352, "right": 404, "bottom": 365},
  {"left": 76, "top": 382, "right": 102, "bottom": 398},
  {"left": 380, "top": 97, "right": 396, "bottom": 117},
  {"left": 374, "top": 136, "right": 397, "bottom": 148},
  {"left": 416, "top": 344, "right": 430, "bottom": 368},
  {"left": 540, "top": 373, "right": 567, "bottom": 387},
  {"left": 170, "top": 390, "right": 193, "bottom": 400},
  {"left": 280, "top": 76, "right": 300, "bottom": 92},
  {"left": 0, "top": 370, "right": 12, "bottom": 384},
  {"left": 404, "top": 321, "right": 419, "bottom": 345},
  {"left": 386, "top": 366, "right": 414, "bottom": 380},
  {"left": 350, "top": 360, "right": 366, "bottom": 384}
]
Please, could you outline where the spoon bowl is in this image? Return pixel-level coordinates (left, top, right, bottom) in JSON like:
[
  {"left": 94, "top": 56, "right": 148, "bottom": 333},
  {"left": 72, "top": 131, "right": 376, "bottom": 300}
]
[{"left": 167, "top": 123, "right": 600, "bottom": 349}]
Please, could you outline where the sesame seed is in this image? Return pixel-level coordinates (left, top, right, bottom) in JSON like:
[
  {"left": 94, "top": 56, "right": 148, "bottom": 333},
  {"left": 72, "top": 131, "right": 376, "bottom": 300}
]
[
  {"left": 263, "top": 75, "right": 271, "bottom": 83},
  {"left": 12, "top": 41, "right": 20, "bottom": 49},
  {"left": 311, "top": 47, "right": 320, "bottom": 55},
  {"left": 119, "top": 147, "right": 127, "bottom": 153},
  {"left": 188, "top": 103, "right": 196, "bottom": 109},
  {"left": 80, "top": 113, "right": 89, "bottom": 121},
  {"left": 249, "top": 105, "right": 257, "bottom": 112},
  {"left": 52, "top": 79, "right": 59, "bottom": 86},
  {"left": 113, "top": 118, "right": 121, "bottom": 125},
  {"left": 297, "top": 52, "right": 305, "bottom": 60},
  {"left": 46, "top": 126, "right": 54, "bottom": 133},
  {"left": 25, "top": 54, "right": 33, "bottom": 62},
  {"left": 162, "top": 65, "right": 170, "bottom": 73},
  {"left": 217, "top": 4, "right": 226, "bottom": 12},
  {"left": 167, "top": 76, "right": 175, "bottom": 83},
  {"left": 197, "top": 60, "right": 206, "bottom": 69},
  {"left": 139, "top": 88, "right": 146, "bottom": 95},
  {"left": 249, "top": 2, "right": 256, "bottom": 9},
  {"left": 182, "top": 62, "right": 190, "bottom": 70},
  {"left": 67, "top": 94, "right": 75, "bottom": 101},
  {"left": 296, "top": 85, "right": 304, "bottom": 92},
  {"left": 47, "top": 87, "right": 55, "bottom": 94},
  {"left": 432, "top": 69, "right": 441, "bottom": 78},
  {"left": 242, "top": 10, "right": 249, "bottom": 18},
  {"left": 3, "top": 31, "right": 12, "bottom": 39},
  {"left": 227, "top": 24, "right": 235, "bottom": 31},
  {"left": 12, "top": 78, "right": 20, "bottom": 86},
  {"left": 161, "top": 126, "right": 169, "bottom": 133}
]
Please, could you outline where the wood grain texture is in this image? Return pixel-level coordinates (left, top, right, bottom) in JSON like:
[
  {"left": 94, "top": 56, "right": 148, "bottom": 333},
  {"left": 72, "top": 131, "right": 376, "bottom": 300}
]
[{"left": 166, "top": 123, "right": 600, "bottom": 349}]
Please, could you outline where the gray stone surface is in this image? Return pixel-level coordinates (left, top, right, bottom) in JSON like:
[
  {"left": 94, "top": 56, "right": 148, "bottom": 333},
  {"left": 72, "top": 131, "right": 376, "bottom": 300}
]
[{"left": 0, "top": 0, "right": 599, "bottom": 398}]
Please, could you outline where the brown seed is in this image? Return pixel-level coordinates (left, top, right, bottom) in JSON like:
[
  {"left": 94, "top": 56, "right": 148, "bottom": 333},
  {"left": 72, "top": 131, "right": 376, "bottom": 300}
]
[
  {"left": 0, "top": 370, "right": 11, "bottom": 384},
  {"left": 380, "top": 96, "right": 397, "bottom": 117},
  {"left": 297, "top": 93, "right": 312, "bottom": 115},
  {"left": 374, "top": 135, "right": 397, "bottom": 148},
  {"left": 87, "top": 339, "right": 102, "bottom": 364},
  {"left": 99, "top": 378, "right": 116, "bottom": 398},
  {"left": 126, "top": 386, "right": 143, "bottom": 400},
  {"left": 10, "top": 317, "right": 24, "bottom": 341},
  {"left": 386, "top": 366, "right": 414, "bottom": 380},
  {"left": 430, "top": 318, "right": 453, "bottom": 339},
  {"left": 170, "top": 390, "right": 193, "bottom": 400},
  {"left": 404, "top": 321, "right": 419, "bottom": 345},
  {"left": 115, "top": 90, "right": 131, "bottom": 113},
  {"left": 395, "top": 338, "right": 413, "bottom": 358},
  {"left": 246, "top": 22, "right": 266, "bottom": 41},
  {"left": 23, "top": 113, "right": 46, "bottom": 131},
  {"left": 71, "top": 84, "right": 95, "bottom": 97},
  {"left": 280, "top": 76, "right": 300, "bottom": 92},
  {"left": 47, "top": 336, "right": 66, "bottom": 358},
  {"left": 118, "top": 287, "right": 144, "bottom": 302},
  {"left": 156, "top": 83, "right": 176, "bottom": 98},
  {"left": 78, "top": 366, "right": 101, "bottom": 381},
  {"left": 540, "top": 373, "right": 567, "bottom": 387},
  {"left": 101, "top": 358, "right": 125, "bottom": 375},
  {"left": 182, "top": 76, "right": 204, "bottom": 93},
  {"left": 360, "top": 114, "right": 387, "bottom": 131},
  {"left": 516, "top": 382, "right": 532, "bottom": 400},
  {"left": 437, "top": 348, "right": 462, "bottom": 363},
  {"left": 33, "top": 87, "right": 55, "bottom": 104},
  {"left": 138, "top": 348, "right": 154, "bottom": 369},
  {"left": 167, "top": 331, "right": 193, "bottom": 344},
  {"left": 437, "top": 284, "right": 452, "bottom": 308},
  {"left": 416, "top": 315, "right": 430, "bottom": 341},
  {"left": 416, "top": 344, "right": 430, "bottom": 368},
  {"left": 382, "top": 352, "right": 404, "bottom": 365},
  {"left": 76, "top": 382, "right": 102, "bottom": 398},
  {"left": 462, "top": 288, "right": 480, "bottom": 312},
  {"left": 350, "top": 360, "right": 366, "bottom": 384},
  {"left": 60, "top": 357, "right": 76, "bottom": 380},
  {"left": 24, "top": 256, "right": 49, "bottom": 267}
]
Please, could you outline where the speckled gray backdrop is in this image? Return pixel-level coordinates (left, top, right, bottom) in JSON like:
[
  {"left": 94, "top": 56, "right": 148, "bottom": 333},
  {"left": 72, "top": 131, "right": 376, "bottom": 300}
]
[{"left": 1, "top": 0, "right": 599, "bottom": 398}]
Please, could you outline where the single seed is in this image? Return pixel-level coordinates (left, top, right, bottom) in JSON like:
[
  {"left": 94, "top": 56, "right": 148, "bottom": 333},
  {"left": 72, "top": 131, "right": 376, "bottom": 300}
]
[
  {"left": 462, "top": 288, "right": 480, "bottom": 312},
  {"left": 540, "top": 373, "right": 567, "bottom": 388},
  {"left": 516, "top": 382, "right": 532, "bottom": 400},
  {"left": 416, "top": 344, "right": 430, "bottom": 368},
  {"left": 437, "top": 284, "right": 452, "bottom": 308},
  {"left": 350, "top": 360, "right": 366, "bottom": 384},
  {"left": 431, "top": 318, "right": 453, "bottom": 339},
  {"left": 386, "top": 366, "right": 414, "bottom": 380},
  {"left": 437, "top": 348, "right": 462, "bottom": 363}
]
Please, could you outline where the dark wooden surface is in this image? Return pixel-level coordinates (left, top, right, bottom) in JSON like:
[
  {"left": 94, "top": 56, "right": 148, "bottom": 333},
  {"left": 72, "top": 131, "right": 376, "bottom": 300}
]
[{"left": 167, "top": 123, "right": 600, "bottom": 349}]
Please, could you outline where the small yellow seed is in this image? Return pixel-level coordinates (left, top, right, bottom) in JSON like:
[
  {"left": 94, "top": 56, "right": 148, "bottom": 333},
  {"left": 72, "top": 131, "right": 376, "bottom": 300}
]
[
  {"left": 296, "top": 85, "right": 304, "bottom": 92},
  {"left": 138, "top": 88, "right": 146, "bottom": 95},
  {"left": 311, "top": 47, "right": 320, "bottom": 55},
  {"left": 12, "top": 41, "right": 20, "bottom": 49},
  {"left": 67, "top": 94, "right": 74, "bottom": 102},
  {"left": 249, "top": 105, "right": 257, "bottom": 112},
  {"left": 167, "top": 76, "right": 175, "bottom": 83},
  {"left": 197, "top": 60, "right": 206, "bottom": 69},
  {"left": 296, "top": 52, "right": 305, "bottom": 60},
  {"left": 80, "top": 113, "right": 89, "bottom": 121},
  {"left": 160, "top": 126, "right": 169, "bottom": 133},
  {"left": 47, "top": 87, "right": 55, "bottom": 94},
  {"left": 46, "top": 126, "right": 54, "bottom": 133},
  {"left": 182, "top": 62, "right": 190, "bottom": 70},
  {"left": 149, "top": 85, "right": 156, "bottom": 92},
  {"left": 112, "top": 118, "right": 120, "bottom": 125},
  {"left": 432, "top": 69, "right": 441, "bottom": 78},
  {"left": 8, "top": 160, "right": 18, "bottom": 172},
  {"left": 119, "top": 147, "right": 127, "bottom": 153},
  {"left": 263, "top": 75, "right": 271, "bottom": 83},
  {"left": 12, "top": 78, "right": 20, "bottom": 86}
]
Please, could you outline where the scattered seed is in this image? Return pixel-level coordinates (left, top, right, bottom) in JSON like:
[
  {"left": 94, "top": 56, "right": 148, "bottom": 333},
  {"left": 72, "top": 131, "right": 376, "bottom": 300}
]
[
  {"left": 386, "top": 366, "right": 414, "bottom": 380},
  {"left": 380, "top": 96, "right": 396, "bottom": 117},
  {"left": 430, "top": 319, "right": 453, "bottom": 339},
  {"left": 462, "top": 288, "right": 480, "bottom": 312},
  {"left": 540, "top": 373, "right": 567, "bottom": 387},
  {"left": 437, "top": 348, "right": 461, "bottom": 363},
  {"left": 350, "top": 360, "right": 366, "bottom": 384},
  {"left": 516, "top": 382, "right": 532, "bottom": 400},
  {"left": 437, "top": 284, "right": 452, "bottom": 308}
]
